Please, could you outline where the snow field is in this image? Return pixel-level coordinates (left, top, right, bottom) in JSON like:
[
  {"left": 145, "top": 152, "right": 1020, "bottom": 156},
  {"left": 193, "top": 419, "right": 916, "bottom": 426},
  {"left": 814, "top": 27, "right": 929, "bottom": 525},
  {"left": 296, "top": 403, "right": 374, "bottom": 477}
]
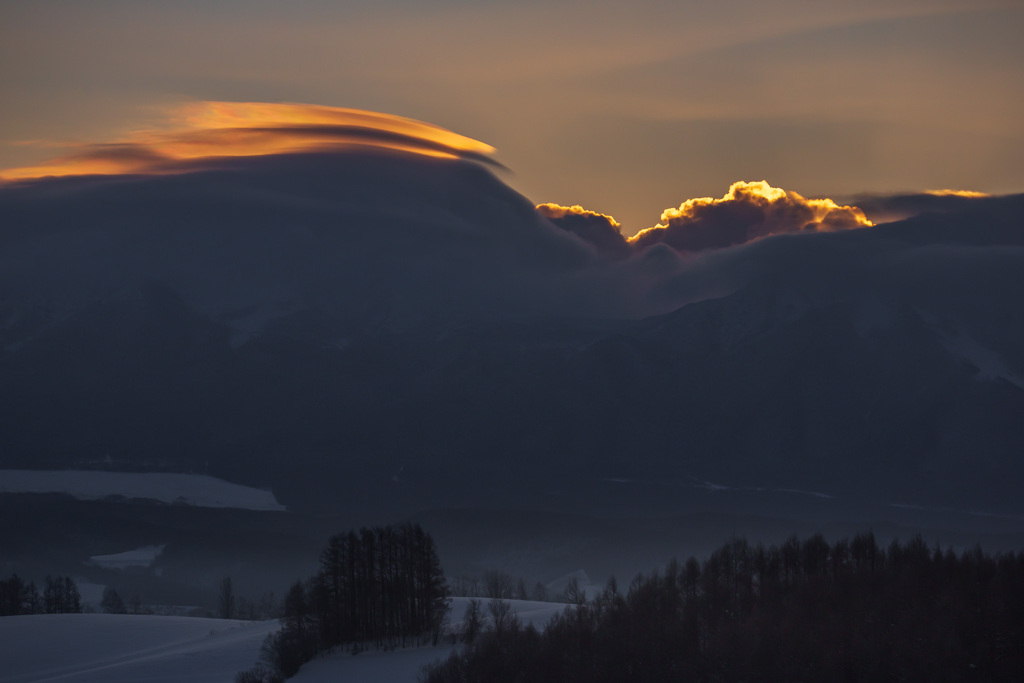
[
  {"left": 0, "top": 598, "right": 568, "bottom": 682},
  {"left": 0, "top": 470, "right": 286, "bottom": 511},
  {"left": 90, "top": 545, "right": 167, "bottom": 569},
  {"left": 0, "top": 614, "right": 279, "bottom": 683},
  {"left": 291, "top": 597, "right": 567, "bottom": 682}
]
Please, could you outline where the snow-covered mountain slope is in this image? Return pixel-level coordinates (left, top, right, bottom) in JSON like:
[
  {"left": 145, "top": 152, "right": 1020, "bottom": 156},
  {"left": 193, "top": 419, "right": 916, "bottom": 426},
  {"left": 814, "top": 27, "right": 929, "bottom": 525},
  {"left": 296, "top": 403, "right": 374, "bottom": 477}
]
[{"left": 0, "top": 471, "right": 285, "bottom": 511}]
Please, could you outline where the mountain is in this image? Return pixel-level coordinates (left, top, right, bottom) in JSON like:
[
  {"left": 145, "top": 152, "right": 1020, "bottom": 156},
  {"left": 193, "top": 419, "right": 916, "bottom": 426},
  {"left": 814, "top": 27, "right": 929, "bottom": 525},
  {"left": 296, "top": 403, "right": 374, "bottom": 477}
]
[{"left": 2, "top": 150, "right": 1023, "bottom": 525}]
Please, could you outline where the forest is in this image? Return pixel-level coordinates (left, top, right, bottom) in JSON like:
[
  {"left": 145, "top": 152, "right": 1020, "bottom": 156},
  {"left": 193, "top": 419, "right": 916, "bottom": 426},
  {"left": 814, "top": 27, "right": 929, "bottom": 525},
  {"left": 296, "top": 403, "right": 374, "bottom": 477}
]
[
  {"left": 0, "top": 574, "right": 82, "bottom": 615},
  {"left": 424, "top": 533, "right": 1024, "bottom": 683},
  {"left": 242, "top": 522, "right": 449, "bottom": 680}
]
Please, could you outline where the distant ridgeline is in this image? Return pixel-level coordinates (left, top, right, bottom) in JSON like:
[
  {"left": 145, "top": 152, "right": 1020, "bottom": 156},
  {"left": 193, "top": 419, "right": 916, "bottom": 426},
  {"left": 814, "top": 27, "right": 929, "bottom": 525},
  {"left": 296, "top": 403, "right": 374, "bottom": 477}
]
[
  {"left": 424, "top": 533, "right": 1024, "bottom": 683},
  {"left": 244, "top": 522, "right": 449, "bottom": 679}
]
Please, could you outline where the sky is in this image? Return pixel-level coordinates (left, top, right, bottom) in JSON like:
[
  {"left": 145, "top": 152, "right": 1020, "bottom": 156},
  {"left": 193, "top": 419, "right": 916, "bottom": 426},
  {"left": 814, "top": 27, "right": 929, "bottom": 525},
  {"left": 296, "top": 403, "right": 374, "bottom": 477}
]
[{"left": 2, "top": 0, "right": 1022, "bottom": 235}]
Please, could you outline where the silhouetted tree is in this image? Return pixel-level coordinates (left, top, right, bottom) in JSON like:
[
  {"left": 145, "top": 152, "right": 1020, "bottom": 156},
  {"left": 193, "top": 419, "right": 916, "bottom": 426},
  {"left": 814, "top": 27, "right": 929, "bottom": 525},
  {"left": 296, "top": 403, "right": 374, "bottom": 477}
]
[
  {"left": 101, "top": 586, "right": 127, "bottom": 614},
  {"left": 564, "top": 577, "right": 585, "bottom": 606},
  {"left": 0, "top": 574, "right": 39, "bottom": 615},
  {"left": 422, "top": 534, "right": 1024, "bottom": 683},
  {"left": 488, "top": 599, "right": 520, "bottom": 637},
  {"left": 484, "top": 570, "right": 514, "bottom": 600},
  {"left": 219, "top": 576, "right": 236, "bottom": 619},
  {"left": 41, "top": 575, "right": 81, "bottom": 614},
  {"left": 261, "top": 522, "right": 449, "bottom": 679},
  {"left": 462, "top": 598, "right": 484, "bottom": 644}
]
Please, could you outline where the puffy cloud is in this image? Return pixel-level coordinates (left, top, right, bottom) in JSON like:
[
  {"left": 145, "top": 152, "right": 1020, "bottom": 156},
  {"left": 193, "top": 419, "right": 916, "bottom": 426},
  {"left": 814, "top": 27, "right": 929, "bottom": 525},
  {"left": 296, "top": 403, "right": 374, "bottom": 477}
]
[
  {"left": 536, "top": 203, "right": 631, "bottom": 259},
  {"left": 630, "top": 180, "right": 873, "bottom": 252},
  {"left": 0, "top": 102, "right": 498, "bottom": 181}
]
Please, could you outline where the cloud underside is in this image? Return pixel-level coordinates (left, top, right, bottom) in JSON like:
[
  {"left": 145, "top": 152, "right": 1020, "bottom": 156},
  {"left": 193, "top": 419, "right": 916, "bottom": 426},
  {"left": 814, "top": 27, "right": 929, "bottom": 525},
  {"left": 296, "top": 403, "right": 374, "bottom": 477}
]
[{"left": 0, "top": 102, "right": 498, "bottom": 180}]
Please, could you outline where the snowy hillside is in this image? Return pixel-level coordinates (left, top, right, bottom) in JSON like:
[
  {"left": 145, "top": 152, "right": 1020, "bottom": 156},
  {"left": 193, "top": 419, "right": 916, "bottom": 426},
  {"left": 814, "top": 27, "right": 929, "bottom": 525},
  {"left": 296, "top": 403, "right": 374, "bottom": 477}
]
[
  {"left": 0, "top": 470, "right": 285, "bottom": 511},
  {"left": 0, "top": 614, "right": 279, "bottom": 683},
  {"left": 0, "top": 599, "right": 566, "bottom": 683},
  {"left": 291, "top": 599, "right": 565, "bottom": 682}
]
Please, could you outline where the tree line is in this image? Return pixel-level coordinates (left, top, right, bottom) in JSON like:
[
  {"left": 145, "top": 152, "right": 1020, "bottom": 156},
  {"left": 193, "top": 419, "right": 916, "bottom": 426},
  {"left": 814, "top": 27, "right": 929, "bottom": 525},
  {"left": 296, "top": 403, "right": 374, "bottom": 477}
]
[
  {"left": 423, "top": 533, "right": 1024, "bottom": 683},
  {"left": 1, "top": 574, "right": 82, "bottom": 615},
  {"left": 239, "top": 522, "right": 449, "bottom": 681},
  {"left": 449, "top": 570, "right": 552, "bottom": 602}
]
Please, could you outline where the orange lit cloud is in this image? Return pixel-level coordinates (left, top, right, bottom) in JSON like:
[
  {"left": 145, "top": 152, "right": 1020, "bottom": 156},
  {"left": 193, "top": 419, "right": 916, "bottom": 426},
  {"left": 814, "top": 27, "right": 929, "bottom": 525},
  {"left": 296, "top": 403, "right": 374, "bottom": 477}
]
[
  {"left": 630, "top": 180, "right": 873, "bottom": 252},
  {"left": 536, "top": 203, "right": 630, "bottom": 259},
  {"left": 0, "top": 102, "right": 497, "bottom": 181},
  {"left": 536, "top": 203, "right": 621, "bottom": 227},
  {"left": 924, "top": 189, "right": 990, "bottom": 198}
]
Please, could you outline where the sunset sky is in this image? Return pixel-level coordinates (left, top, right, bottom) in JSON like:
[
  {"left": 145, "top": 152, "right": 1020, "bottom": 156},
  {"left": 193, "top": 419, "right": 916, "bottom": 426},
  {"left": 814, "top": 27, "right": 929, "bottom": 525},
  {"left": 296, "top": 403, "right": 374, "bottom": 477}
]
[{"left": 2, "top": 0, "right": 1022, "bottom": 235}]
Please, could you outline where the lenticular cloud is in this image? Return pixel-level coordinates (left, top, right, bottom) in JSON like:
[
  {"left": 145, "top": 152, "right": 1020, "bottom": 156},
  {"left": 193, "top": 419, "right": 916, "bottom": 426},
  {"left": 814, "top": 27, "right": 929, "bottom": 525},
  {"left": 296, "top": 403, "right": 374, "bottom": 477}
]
[{"left": 0, "top": 102, "right": 498, "bottom": 181}]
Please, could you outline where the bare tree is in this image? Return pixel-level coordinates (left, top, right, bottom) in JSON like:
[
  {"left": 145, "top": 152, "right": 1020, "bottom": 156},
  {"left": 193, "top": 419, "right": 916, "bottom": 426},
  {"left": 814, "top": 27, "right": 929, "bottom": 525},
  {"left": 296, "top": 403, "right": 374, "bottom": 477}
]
[
  {"left": 462, "top": 598, "right": 484, "bottom": 644},
  {"left": 484, "top": 570, "right": 513, "bottom": 599},
  {"left": 101, "top": 586, "right": 127, "bottom": 614},
  {"left": 564, "top": 577, "right": 586, "bottom": 606},
  {"left": 219, "top": 576, "right": 236, "bottom": 619},
  {"left": 488, "top": 599, "right": 520, "bottom": 637}
]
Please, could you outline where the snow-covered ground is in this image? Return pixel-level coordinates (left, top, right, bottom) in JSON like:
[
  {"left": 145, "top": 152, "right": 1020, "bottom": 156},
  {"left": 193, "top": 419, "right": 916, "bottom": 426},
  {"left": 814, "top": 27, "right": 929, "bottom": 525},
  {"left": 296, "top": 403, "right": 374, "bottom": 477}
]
[
  {"left": 291, "top": 597, "right": 566, "bottom": 682},
  {"left": 0, "top": 599, "right": 567, "bottom": 683},
  {"left": 292, "top": 644, "right": 458, "bottom": 682},
  {"left": 0, "top": 614, "right": 279, "bottom": 683},
  {"left": 0, "top": 470, "right": 285, "bottom": 511}
]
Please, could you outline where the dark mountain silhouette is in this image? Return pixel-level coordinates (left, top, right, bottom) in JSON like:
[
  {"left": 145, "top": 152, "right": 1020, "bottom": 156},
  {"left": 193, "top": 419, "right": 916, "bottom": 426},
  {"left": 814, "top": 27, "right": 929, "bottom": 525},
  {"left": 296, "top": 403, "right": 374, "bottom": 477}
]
[{"left": 2, "top": 150, "right": 1023, "bottom": 524}]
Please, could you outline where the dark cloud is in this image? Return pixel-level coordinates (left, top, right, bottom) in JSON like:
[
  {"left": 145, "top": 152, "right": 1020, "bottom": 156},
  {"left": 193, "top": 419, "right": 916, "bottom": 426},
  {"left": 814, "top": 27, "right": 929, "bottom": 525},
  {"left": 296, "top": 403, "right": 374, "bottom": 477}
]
[
  {"left": 536, "top": 203, "right": 630, "bottom": 259},
  {"left": 630, "top": 180, "right": 873, "bottom": 253},
  {"left": 0, "top": 149, "right": 616, "bottom": 341},
  {"left": 850, "top": 190, "right": 992, "bottom": 224}
]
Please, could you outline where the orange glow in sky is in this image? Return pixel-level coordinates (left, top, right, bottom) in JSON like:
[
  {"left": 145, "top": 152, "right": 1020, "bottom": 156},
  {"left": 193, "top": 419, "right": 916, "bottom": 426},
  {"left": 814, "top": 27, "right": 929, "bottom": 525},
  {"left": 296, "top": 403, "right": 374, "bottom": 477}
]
[{"left": 0, "top": 102, "right": 496, "bottom": 181}]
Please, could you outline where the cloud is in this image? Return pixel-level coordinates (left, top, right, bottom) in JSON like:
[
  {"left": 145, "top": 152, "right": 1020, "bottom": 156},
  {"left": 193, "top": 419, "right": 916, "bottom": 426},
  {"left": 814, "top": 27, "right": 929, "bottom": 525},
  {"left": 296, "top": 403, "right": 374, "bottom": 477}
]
[
  {"left": 0, "top": 102, "right": 499, "bottom": 181},
  {"left": 630, "top": 180, "right": 873, "bottom": 252},
  {"left": 850, "top": 189, "right": 993, "bottom": 223},
  {"left": 536, "top": 203, "right": 631, "bottom": 259},
  {"left": 5, "top": 102, "right": 1019, "bottom": 336}
]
